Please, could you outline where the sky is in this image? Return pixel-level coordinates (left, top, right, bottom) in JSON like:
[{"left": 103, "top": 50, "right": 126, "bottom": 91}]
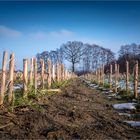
[{"left": 0, "top": 1, "right": 140, "bottom": 69}]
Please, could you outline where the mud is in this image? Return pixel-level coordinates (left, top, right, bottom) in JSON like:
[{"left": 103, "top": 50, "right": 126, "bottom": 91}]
[{"left": 0, "top": 79, "right": 139, "bottom": 139}]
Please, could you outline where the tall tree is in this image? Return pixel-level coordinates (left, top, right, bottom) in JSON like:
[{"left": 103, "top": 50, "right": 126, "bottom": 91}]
[
  {"left": 61, "top": 41, "right": 84, "bottom": 72},
  {"left": 118, "top": 43, "right": 140, "bottom": 74}
]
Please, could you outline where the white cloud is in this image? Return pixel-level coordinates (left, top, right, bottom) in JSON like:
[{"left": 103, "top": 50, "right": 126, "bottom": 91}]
[
  {"left": 0, "top": 25, "right": 22, "bottom": 38},
  {"left": 49, "top": 29, "right": 73, "bottom": 38},
  {"left": 29, "top": 31, "right": 47, "bottom": 40},
  {"left": 28, "top": 29, "right": 74, "bottom": 40}
]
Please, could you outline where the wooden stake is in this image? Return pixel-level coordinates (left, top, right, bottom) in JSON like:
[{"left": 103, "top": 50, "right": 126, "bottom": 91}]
[
  {"left": 8, "top": 53, "right": 14, "bottom": 103},
  {"left": 109, "top": 64, "right": 112, "bottom": 89},
  {"left": 52, "top": 64, "right": 55, "bottom": 80},
  {"left": 100, "top": 67, "right": 102, "bottom": 84},
  {"left": 64, "top": 69, "right": 68, "bottom": 80},
  {"left": 47, "top": 59, "right": 52, "bottom": 88},
  {"left": 33, "top": 58, "right": 37, "bottom": 94},
  {"left": 40, "top": 59, "right": 44, "bottom": 89},
  {"left": 96, "top": 69, "right": 98, "bottom": 83},
  {"left": 115, "top": 62, "right": 118, "bottom": 93},
  {"left": 126, "top": 61, "right": 129, "bottom": 93},
  {"left": 59, "top": 63, "right": 62, "bottom": 81},
  {"left": 23, "top": 59, "right": 28, "bottom": 97},
  {"left": 56, "top": 63, "right": 60, "bottom": 82},
  {"left": 29, "top": 58, "right": 33, "bottom": 86},
  {"left": 97, "top": 69, "right": 99, "bottom": 84},
  {"left": 117, "top": 64, "right": 120, "bottom": 80},
  {"left": 102, "top": 65, "right": 104, "bottom": 86},
  {"left": 61, "top": 64, "right": 64, "bottom": 81},
  {"left": 134, "top": 61, "right": 138, "bottom": 98},
  {"left": 0, "top": 51, "right": 7, "bottom": 105}
]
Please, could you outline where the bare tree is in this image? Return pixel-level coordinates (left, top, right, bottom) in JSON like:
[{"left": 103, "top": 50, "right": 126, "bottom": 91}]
[
  {"left": 118, "top": 43, "right": 140, "bottom": 74},
  {"left": 36, "top": 49, "right": 63, "bottom": 71},
  {"left": 61, "top": 41, "right": 84, "bottom": 72}
]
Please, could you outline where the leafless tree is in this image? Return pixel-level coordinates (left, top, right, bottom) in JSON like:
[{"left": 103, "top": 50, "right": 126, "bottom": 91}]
[{"left": 61, "top": 41, "right": 84, "bottom": 72}]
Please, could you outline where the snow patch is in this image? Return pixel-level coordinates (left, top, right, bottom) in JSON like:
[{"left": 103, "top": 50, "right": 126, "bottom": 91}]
[
  {"left": 124, "top": 121, "right": 140, "bottom": 127},
  {"left": 118, "top": 113, "right": 131, "bottom": 117},
  {"left": 113, "top": 103, "right": 136, "bottom": 110}
]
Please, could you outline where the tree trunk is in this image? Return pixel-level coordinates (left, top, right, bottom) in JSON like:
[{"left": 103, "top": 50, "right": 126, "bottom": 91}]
[{"left": 72, "top": 62, "right": 75, "bottom": 72}]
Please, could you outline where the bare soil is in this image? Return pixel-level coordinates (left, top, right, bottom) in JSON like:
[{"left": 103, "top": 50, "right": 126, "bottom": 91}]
[{"left": 0, "top": 78, "right": 139, "bottom": 139}]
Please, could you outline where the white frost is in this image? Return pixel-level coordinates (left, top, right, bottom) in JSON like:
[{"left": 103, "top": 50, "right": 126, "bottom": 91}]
[
  {"left": 124, "top": 121, "right": 140, "bottom": 127},
  {"left": 113, "top": 103, "right": 136, "bottom": 110}
]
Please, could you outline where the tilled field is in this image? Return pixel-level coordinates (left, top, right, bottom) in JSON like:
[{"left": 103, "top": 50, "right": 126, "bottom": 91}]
[{"left": 0, "top": 79, "right": 139, "bottom": 139}]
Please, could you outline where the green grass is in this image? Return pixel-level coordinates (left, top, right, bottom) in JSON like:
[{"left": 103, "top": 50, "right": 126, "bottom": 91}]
[
  {"left": 6, "top": 78, "right": 72, "bottom": 113},
  {"left": 91, "top": 80, "right": 97, "bottom": 84},
  {"left": 103, "top": 82, "right": 110, "bottom": 88},
  {"left": 51, "top": 79, "right": 71, "bottom": 88}
]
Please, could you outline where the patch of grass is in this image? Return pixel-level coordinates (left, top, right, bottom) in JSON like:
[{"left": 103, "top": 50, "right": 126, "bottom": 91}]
[
  {"left": 118, "top": 89, "right": 131, "bottom": 95},
  {"left": 91, "top": 80, "right": 97, "bottom": 84},
  {"left": 103, "top": 82, "right": 110, "bottom": 88},
  {"left": 51, "top": 79, "right": 70, "bottom": 89},
  {"left": 11, "top": 91, "right": 44, "bottom": 112},
  {"left": 14, "top": 79, "right": 23, "bottom": 85},
  {"left": 7, "top": 79, "right": 72, "bottom": 113},
  {"left": 117, "top": 89, "right": 134, "bottom": 100},
  {"left": 13, "top": 96, "right": 33, "bottom": 107},
  {"left": 27, "top": 85, "right": 38, "bottom": 99}
]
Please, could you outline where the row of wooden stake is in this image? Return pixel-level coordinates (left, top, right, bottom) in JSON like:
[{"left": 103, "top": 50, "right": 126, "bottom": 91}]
[
  {"left": 0, "top": 51, "right": 76, "bottom": 105},
  {"left": 84, "top": 61, "right": 139, "bottom": 98}
]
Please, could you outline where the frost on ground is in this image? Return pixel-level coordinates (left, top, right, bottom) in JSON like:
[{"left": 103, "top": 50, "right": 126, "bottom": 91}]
[
  {"left": 113, "top": 103, "right": 136, "bottom": 110},
  {"left": 124, "top": 121, "right": 140, "bottom": 127},
  {"left": 119, "top": 113, "right": 131, "bottom": 117}
]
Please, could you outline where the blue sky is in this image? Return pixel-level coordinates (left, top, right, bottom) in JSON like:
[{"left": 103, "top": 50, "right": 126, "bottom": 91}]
[{"left": 0, "top": 1, "right": 140, "bottom": 69}]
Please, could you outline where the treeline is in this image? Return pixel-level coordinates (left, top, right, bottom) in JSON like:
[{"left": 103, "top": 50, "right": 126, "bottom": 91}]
[
  {"left": 36, "top": 41, "right": 140, "bottom": 74},
  {"left": 117, "top": 43, "right": 140, "bottom": 74},
  {"left": 36, "top": 41, "right": 115, "bottom": 72},
  {"left": 36, "top": 48, "right": 63, "bottom": 70}
]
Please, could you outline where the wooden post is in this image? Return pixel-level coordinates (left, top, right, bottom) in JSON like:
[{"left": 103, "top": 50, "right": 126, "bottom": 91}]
[
  {"left": 67, "top": 71, "right": 69, "bottom": 79},
  {"left": 60, "top": 64, "right": 64, "bottom": 81},
  {"left": 102, "top": 64, "right": 104, "bottom": 86},
  {"left": 98, "top": 68, "right": 101, "bottom": 85},
  {"left": 109, "top": 64, "right": 112, "bottom": 89},
  {"left": 56, "top": 63, "right": 60, "bottom": 82},
  {"left": 0, "top": 51, "right": 7, "bottom": 105},
  {"left": 52, "top": 64, "right": 55, "bottom": 80},
  {"left": 100, "top": 67, "right": 102, "bottom": 85},
  {"left": 62, "top": 64, "right": 64, "bottom": 80},
  {"left": 40, "top": 59, "right": 44, "bottom": 89},
  {"left": 115, "top": 62, "right": 118, "bottom": 93},
  {"left": 126, "top": 61, "right": 129, "bottom": 93},
  {"left": 59, "top": 63, "right": 62, "bottom": 81},
  {"left": 64, "top": 69, "right": 67, "bottom": 80},
  {"left": 89, "top": 73, "right": 91, "bottom": 81},
  {"left": 29, "top": 58, "right": 33, "bottom": 86},
  {"left": 23, "top": 59, "right": 28, "bottom": 97},
  {"left": 95, "top": 70, "right": 98, "bottom": 83},
  {"left": 117, "top": 64, "right": 120, "bottom": 80},
  {"left": 33, "top": 58, "right": 37, "bottom": 94},
  {"left": 8, "top": 53, "right": 14, "bottom": 103},
  {"left": 134, "top": 61, "right": 138, "bottom": 98},
  {"left": 47, "top": 59, "right": 52, "bottom": 88}
]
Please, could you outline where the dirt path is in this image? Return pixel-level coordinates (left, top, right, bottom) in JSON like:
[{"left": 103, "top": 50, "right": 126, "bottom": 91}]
[{"left": 0, "top": 78, "right": 139, "bottom": 139}]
